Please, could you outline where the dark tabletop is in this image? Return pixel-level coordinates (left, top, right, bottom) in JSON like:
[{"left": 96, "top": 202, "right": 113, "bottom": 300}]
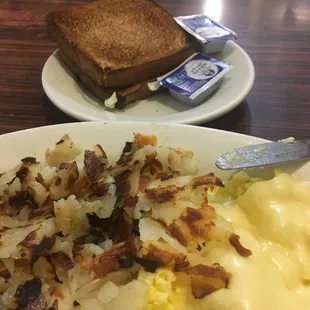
[{"left": 1, "top": 0, "right": 310, "bottom": 140}]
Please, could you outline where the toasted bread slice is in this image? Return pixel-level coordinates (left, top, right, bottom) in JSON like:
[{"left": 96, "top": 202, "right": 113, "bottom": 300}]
[
  {"left": 58, "top": 50, "right": 162, "bottom": 109},
  {"left": 46, "top": 0, "right": 196, "bottom": 88}
]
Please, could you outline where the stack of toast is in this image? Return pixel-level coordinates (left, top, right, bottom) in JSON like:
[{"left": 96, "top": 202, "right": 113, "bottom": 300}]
[{"left": 46, "top": 0, "right": 197, "bottom": 109}]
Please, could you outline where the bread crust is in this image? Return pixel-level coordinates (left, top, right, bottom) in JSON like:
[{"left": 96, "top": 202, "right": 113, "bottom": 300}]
[
  {"left": 58, "top": 50, "right": 162, "bottom": 109},
  {"left": 46, "top": 0, "right": 196, "bottom": 88}
]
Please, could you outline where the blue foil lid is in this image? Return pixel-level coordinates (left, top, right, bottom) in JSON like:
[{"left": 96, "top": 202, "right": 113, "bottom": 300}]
[{"left": 159, "top": 53, "right": 232, "bottom": 99}]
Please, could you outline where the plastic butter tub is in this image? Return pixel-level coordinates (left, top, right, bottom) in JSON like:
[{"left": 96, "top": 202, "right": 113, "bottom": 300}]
[
  {"left": 158, "top": 52, "right": 232, "bottom": 107},
  {"left": 174, "top": 14, "right": 237, "bottom": 54}
]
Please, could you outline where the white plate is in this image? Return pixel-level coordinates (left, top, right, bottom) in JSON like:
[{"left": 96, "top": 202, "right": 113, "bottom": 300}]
[
  {"left": 0, "top": 122, "right": 307, "bottom": 180},
  {"left": 42, "top": 41, "right": 255, "bottom": 124}
]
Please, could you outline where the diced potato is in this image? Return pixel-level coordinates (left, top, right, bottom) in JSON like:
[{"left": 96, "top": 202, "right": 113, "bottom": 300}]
[
  {"left": 97, "top": 281, "right": 120, "bottom": 304},
  {"left": 50, "top": 162, "right": 79, "bottom": 200},
  {"left": 81, "top": 244, "right": 104, "bottom": 257},
  {"left": 54, "top": 196, "right": 89, "bottom": 235},
  {"left": 8, "top": 177, "right": 21, "bottom": 198},
  {"left": 80, "top": 184, "right": 116, "bottom": 219},
  {"left": 0, "top": 218, "right": 56, "bottom": 259},
  {"left": 101, "top": 280, "right": 148, "bottom": 310},
  {"left": 29, "top": 181, "right": 49, "bottom": 205},
  {"left": 68, "top": 265, "right": 96, "bottom": 294},
  {"left": 0, "top": 164, "right": 22, "bottom": 194},
  {"left": 46, "top": 134, "right": 81, "bottom": 167}
]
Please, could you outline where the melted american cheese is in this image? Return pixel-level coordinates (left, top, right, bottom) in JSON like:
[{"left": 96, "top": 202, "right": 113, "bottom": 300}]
[{"left": 201, "top": 173, "right": 310, "bottom": 310}]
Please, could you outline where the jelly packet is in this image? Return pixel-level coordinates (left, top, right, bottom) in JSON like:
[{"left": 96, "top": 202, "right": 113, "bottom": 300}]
[
  {"left": 159, "top": 52, "right": 232, "bottom": 106},
  {"left": 174, "top": 14, "right": 237, "bottom": 53}
]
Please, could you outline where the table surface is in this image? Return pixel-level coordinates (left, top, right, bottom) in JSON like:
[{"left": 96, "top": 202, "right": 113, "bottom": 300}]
[{"left": 1, "top": 0, "right": 310, "bottom": 140}]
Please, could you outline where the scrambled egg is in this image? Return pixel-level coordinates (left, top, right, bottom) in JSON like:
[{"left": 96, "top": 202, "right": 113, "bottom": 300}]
[
  {"left": 138, "top": 268, "right": 187, "bottom": 310},
  {"left": 208, "top": 171, "right": 263, "bottom": 204}
]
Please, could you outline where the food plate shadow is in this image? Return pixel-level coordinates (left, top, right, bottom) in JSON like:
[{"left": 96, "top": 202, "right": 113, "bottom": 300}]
[
  {"left": 41, "top": 94, "right": 75, "bottom": 124},
  {"left": 206, "top": 100, "right": 252, "bottom": 136}
]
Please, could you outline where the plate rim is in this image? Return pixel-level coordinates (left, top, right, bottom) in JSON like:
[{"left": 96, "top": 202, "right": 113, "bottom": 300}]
[
  {"left": 42, "top": 41, "right": 255, "bottom": 124},
  {"left": 0, "top": 121, "right": 266, "bottom": 143},
  {"left": 7, "top": 122, "right": 310, "bottom": 181}
]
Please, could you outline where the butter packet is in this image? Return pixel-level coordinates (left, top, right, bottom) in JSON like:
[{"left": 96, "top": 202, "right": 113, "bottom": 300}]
[
  {"left": 159, "top": 52, "right": 232, "bottom": 106},
  {"left": 174, "top": 14, "right": 237, "bottom": 54}
]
